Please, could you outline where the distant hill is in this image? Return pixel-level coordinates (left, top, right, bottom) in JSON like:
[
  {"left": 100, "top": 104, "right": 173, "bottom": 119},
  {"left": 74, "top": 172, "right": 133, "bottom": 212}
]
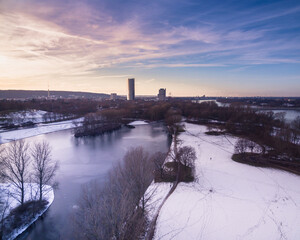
[{"left": 0, "top": 90, "right": 110, "bottom": 99}]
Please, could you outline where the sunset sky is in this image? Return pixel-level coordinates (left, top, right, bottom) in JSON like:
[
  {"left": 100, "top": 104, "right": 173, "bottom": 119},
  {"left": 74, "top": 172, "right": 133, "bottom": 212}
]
[{"left": 0, "top": 0, "right": 300, "bottom": 96}]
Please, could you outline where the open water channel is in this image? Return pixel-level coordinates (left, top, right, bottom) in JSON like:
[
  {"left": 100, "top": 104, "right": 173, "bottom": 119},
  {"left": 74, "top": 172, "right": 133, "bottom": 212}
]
[{"left": 9, "top": 122, "right": 171, "bottom": 240}]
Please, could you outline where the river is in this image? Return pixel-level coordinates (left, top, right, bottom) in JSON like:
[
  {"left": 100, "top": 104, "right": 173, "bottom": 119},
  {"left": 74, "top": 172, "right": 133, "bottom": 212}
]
[
  {"left": 193, "top": 100, "right": 300, "bottom": 122},
  {"left": 9, "top": 122, "right": 171, "bottom": 240},
  {"left": 258, "top": 109, "right": 300, "bottom": 122}
]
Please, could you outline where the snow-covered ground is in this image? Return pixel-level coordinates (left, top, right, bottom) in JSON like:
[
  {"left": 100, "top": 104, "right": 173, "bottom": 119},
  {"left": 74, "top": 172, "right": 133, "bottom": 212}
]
[
  {"left": 0, "top": 118, "right": 82, "bottom": 144},
  {"left": 0, "top": 183, "right": 54, "bottom": 240},
  {"left": 147, "top": 123, "right": 300, "bottom": 240},
  {"left": 0, "top": 110, "right": 47, "bottom": 124},
  {"left": 128, "top": 120, "right": 149, "bottom": 126}
]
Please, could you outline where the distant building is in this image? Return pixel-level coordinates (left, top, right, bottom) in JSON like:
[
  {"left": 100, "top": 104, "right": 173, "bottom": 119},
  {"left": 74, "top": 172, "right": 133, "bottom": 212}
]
[
  {"left": 128, "top": 78, "right": 135, "bottom": 100},
  {"left": 110, "top": 93, "right": 117, "bottom": 100},
  {"left": 157, "top": 88, "right": 166, "bottom": 101}
]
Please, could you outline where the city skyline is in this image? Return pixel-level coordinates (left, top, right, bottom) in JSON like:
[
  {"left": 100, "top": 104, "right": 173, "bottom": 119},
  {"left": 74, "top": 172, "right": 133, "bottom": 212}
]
[{"left": 0, "top": 0, "right": 300, "bottom": 97}]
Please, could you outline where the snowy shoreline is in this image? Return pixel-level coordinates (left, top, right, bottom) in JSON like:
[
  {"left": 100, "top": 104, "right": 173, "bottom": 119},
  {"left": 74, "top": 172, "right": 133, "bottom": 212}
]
[
  {"left": 0, "top": 183, "right": 54, "bottom": 240},
  {"left": 145, "top": 122, "right": 300, "bottom": 240},
  {"left": 0, "top": 118, "right": 148, "bottom": 145},
  {"left": 128, "top": 120, "right": 149, "bottom": 126},
  {"left": 0, "top": 118, "right": 83, "bottom": 144}
]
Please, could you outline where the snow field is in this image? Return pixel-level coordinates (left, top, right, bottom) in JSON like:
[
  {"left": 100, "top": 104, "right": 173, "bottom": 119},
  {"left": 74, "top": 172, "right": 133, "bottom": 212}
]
[
  {"left": 149, "top": 123, "right": 300, "bottom": 240},
  {"left": 128, "top": 120, "right": 149, "bottom": 126}
]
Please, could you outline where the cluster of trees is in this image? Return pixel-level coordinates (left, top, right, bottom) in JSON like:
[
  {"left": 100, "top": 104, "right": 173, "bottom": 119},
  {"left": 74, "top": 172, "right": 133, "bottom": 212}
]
[
  {"left": 179, "top": 102, "right": 299, "bottom": 158},
  {"left": 4, "top": 97, "right": 295, "bottom": 159},
  {"left": 234, "top": 139, "right": 262, "bottom": 155},
  {"left": 42, "top": 112, "right": 74, "bottom": 123},
  {"left": 0, "top": 110, "right": 74, "bottom": 129},
  {"left": 0, "top": 140, "right": 58, "bottom": 239},
  {"left": 276, "top": 116, "right": 300, "bottom": 145},
  {"left": 0, "top": 100, "right": 27, "bottom": 113},
  {"left": 72, "top": 147, "right": 166, "bottom": 240},
  {"left": 161, "top": 145, "right": 196, "bottom": 183},
  {"left": 1, "top": 97, "right": 299, "bottom": 160},
  {"left": 161, "top": 114, "right": 196, "bottom": 182},
  {"left": 233, "top": 136, "right": 300, "bottom": 175},
  {"left": 0, "top": 140, "right": 58, "bottom": 204},
  {"left": 74, "top": 109, "right": 125, "bottom": 137},
  {"left": 154, "top": 146, "right": 197, "bottom": 183},
  {"left": 0, "top": 99, "right": 98, "bottom": 118}
]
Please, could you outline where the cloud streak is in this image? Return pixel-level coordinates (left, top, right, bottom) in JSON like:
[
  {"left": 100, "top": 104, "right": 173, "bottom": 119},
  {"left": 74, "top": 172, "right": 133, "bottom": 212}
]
[{"left": 0, "top": 0, "right": 299, "bottom": 96}]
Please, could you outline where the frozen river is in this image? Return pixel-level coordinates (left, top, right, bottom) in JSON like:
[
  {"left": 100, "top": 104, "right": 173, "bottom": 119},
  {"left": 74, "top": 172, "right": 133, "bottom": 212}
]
[{"left": 3, "top": 123, "right": 171, "bottom": 240}]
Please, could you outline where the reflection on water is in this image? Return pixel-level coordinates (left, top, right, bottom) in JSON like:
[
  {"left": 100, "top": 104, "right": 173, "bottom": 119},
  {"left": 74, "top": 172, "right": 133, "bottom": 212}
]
[{"left": 13, "top": 122, "right": 171, "bottom": 240}]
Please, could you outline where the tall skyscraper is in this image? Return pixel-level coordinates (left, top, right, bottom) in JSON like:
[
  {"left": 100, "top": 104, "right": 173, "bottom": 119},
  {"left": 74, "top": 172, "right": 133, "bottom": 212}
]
[
  {"left": 158, "top": 88, "right": 166, "bottom": 101},
  {"left": 128, "top": 78, "right": 135, "bottom": 100}
]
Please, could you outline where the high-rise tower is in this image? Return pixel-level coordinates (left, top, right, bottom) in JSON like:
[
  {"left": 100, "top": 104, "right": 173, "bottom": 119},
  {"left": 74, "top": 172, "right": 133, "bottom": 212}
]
[
  {"left": 158, "top": 88, "right": 166, "bottom": 101},
  {"left": 128, "top": 78, "right": 135, "bottom": 100}
]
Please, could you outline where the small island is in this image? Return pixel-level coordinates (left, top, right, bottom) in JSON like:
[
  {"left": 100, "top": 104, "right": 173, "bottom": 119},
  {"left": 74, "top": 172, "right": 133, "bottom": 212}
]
[
  {"left": 0, "top": 184, "right": 54, "bottom": 240},
  {"left": 0, "top": 140, "right": 58, "bottom": 240}
]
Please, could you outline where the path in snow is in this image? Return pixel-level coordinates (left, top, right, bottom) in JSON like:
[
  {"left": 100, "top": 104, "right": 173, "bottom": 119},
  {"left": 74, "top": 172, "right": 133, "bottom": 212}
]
[
  {"left": 146, "top": 182, "right": 178, "bottom": 240},
  {"left": 145, "top": 123, "right": 300, "bottom": 240}
]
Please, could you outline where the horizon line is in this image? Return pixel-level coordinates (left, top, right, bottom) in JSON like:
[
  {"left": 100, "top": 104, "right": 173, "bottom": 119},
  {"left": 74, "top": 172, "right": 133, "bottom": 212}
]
[{"left": 1, "top": 89, "right": 300, "bottom": 98}]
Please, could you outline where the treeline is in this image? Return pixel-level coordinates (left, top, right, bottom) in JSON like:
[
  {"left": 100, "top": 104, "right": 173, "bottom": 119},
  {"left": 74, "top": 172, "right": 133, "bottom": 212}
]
[
  {"left": 0, "top": 98, "right": 175, "bottom": 120},
  {"left": 0, "top": 90, "right": 109, "bottom": 100},
  {"left": 72, "top": 147, "right": 166, "bottom": 240},
  {"left": 72, "top": 99, "right": 299, "bottom": 159},
  {"left": 180, "top": 101, "right": 300, "bottom": 158},
  {"left": 233, "top": 138, "right": 300, "bottom": 175},
  {"left": 1, "top": 98, "right": 299, "bottom": 158},
  {"left": 217, "top": 97, "right": 300, "bottom": 108},
  {"left": 0, "top": 99, "right": 98, "bottom": 116}
]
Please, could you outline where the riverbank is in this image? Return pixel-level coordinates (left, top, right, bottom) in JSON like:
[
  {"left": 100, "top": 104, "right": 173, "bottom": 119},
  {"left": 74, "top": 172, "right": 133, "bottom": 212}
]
[
  {"left": 0, "top": 118, "right": 82, "bottom": 144},
  {"left": 145, "top": 122, "right": 300, "bottom": 239},
  {"left": 2, "top": 122, "right": 170, "bottom": 240},
  {"left": 0, "top": 183, "right": 54, "bottom": 240}
]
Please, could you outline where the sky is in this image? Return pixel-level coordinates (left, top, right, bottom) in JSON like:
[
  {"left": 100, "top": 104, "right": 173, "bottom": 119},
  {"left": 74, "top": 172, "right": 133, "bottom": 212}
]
[{"left": 0, "top": 0, "right": 300, "bottom": 97}]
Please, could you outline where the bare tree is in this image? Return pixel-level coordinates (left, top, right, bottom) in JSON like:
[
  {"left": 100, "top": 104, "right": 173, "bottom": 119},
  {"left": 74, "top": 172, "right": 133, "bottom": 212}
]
[
  {"left": 274, "top": 112, "right": 286, "bottom": 125},
  {"left": 1, "top": 140, "right": 31, "bottom": 205},
  {"left": 0, "top": 148, "right": 4, "bottom": 182},
  {"left": 177, "top": 146, "right": 196, "bottom": 168},
  {"left": 31, "top": 141, "right": 58, "bottom": 201},
  {"left": 0, "top": 152, "right": 9, "bottom": 240},
  {"left": 291, "top": 117, "right": 300, "bottom": 144},
  {"left": 234, "top": 138, "right": 248, "bottom": 155},
  {"left": 123, "top": 147, "right": 155, "bottom": 213},
  {"left": 292, "top": 116, "right": 300, "bottom": 131},
  {"left": 152, "top": 152, "right": 167, "bottom": 179},
  {"left": 247, "top": 140, "right": 257, "bottom": 153},
  {"left": 72, "top": 181, "right": 106, "bottom": 240},
  {"left": 72, "top": 147, "right": 155, "bottom": 240},
  {"left": 0, "top": 189, "right": 11, "bottom": 240}
]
